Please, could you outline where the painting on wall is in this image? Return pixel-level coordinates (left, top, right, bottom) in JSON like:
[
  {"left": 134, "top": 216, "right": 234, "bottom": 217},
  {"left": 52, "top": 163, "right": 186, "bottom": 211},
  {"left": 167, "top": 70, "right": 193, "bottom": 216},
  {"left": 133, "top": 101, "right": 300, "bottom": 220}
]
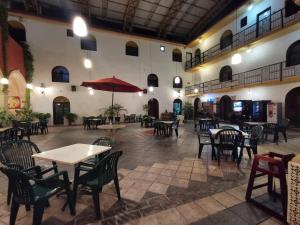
[{"left": 8, "top": 96, "right": 21, "bottom": 109}]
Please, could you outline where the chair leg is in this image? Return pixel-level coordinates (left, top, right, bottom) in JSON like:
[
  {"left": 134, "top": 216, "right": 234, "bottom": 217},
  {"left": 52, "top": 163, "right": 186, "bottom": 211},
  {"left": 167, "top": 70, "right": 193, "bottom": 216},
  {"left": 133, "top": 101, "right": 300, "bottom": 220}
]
[
  {"left": 114, "top": 177, "right": 121, "bottom": 201},
  {"left": 283, "top": 131, "right": 287, "bottom": 142},
  {"left": 175, "top": 129, "right": 178, "bottom": 137},
  {"left": 91, "top": 188, "right": 101, "bottom": 220},
  {"left": 33, "top": 203, "right": 45, "bottom": 225},
  {"left": 7, "top": 182, "right": 12, "bottom": 205},
  {"left": 198, "top": 144, "right": 204, "bottom": 158},
  {"left": 65, "top": 186, "right": 75, "bottom": 215},
  {"left": 246, "top": 147, "right": 251, "bottom": 159},
  {"left": 10, "top": 200, "right": 19, "bottom": 225},
  {"left": 217, "top": 149, "right": 221, "bottom": 166}
]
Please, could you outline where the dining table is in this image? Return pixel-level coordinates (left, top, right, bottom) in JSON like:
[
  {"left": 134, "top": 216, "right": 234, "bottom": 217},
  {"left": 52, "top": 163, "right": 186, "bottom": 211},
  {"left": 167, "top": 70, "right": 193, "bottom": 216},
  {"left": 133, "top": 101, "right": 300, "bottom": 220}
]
[{"left": 32, "top": 143, "right": 111, "bottom": 213}]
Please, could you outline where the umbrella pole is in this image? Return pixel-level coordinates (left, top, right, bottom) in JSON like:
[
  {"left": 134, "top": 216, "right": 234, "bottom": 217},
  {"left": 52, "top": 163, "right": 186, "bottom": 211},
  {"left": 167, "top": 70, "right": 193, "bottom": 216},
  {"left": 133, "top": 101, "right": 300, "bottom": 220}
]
[{"left": 111, "top": 91, "right": 114, "bottom": 124}]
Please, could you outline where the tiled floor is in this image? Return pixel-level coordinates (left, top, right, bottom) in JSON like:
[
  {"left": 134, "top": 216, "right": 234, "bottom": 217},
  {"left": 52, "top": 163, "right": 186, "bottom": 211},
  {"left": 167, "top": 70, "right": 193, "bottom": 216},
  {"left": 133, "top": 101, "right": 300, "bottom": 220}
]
[{"left": 0, "top": 123, "right": 296, "bottom": 225}]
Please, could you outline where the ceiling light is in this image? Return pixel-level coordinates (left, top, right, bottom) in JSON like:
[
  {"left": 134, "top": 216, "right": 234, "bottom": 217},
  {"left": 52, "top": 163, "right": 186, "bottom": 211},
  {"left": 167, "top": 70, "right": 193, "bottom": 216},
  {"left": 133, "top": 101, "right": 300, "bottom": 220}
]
[
  {"left": 231, "top": 53, "right": 242, "bottom": 65},
  {"left": 149, "top": 86, "right": 154, "bottom": 92},
  {"left": 160, "top": 45, "right": 165, "bottom": 52},
  {"left": 0, "top": 78, "right": 9, "bottom": 85},
  {"left": 26, "top": 83, "right": 33, "bottom": 89},
  {"left": 73, "top": 16, "right": 88, "bottom": 37},
  {"left": 194, "top": 88, "right": 199, "bottom": 93},
  {"left": 138, "top": 92, "right": 143, "bottom": 97},
  {"left": 174, "top": 76, "right": 181, "bottom": 84},
  {"left": 89, "top": 89, "right": 94, "bottom": 95},
  {"left": 247, "top": 4, "right": 253, "bottom": 11},
  {"left": 88, "top": 87, "right": 92, "bottom": 90},
  {"left": 84, "top": 58, "right": 92, "bottom": 69}
]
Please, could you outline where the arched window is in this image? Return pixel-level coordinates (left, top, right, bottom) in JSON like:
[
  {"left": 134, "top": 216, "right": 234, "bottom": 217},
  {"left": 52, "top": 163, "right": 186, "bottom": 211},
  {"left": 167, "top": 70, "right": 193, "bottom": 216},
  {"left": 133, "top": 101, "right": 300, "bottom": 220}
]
[
  {"left": 195, "top": 48, "right": 201, "bottom": 64},
  {"left": 286, "top": 40, "right": 300, "bottom": 67},
  {"left": 8, "top": 21, "right": 26, "bottom": 42},
  {"left": 172, "top": 48, "right": 182, "bottom": 62},
  {"left": 220, "top": 30, "right": 233, "bottom": 50},
  {"left": 147, "top": 74, "right": 158, "bottom": 87},
  {"left": 52, "top": 66, "right": 69, "bottom": 83},
  {"left": 219, "top": 65, "right": 232, "bottom": 82},
  {"left": 173, "top": 76, "right": 182, "bottom": 88},
  {"left": 81, "top": 34, "right": 97, "bottom": 51},
  {"left": 126, "top": 41, "right": 138, "bottom": 56}
]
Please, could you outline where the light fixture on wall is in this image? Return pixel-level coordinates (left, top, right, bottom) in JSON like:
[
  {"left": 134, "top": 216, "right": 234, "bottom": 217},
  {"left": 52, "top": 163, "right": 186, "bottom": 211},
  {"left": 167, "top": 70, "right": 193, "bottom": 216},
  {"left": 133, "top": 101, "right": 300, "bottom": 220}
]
[
  {"left": 194, "top": 88, "right": 199, "bottom": 93},
  {"left": 0, "top": 78, "right": 9, "bottom": 85},
  {"left": 89, "top": 89, "right": 94, "bottom": 95},
  {"left": 246, "top": 48, "right": 252, "bottom": 53},
  {"left": 26, "top": 83, "right": 33, "bottom": 89},
  {"left": 149, "top": 86, "right": 154, "bottom": 92},
  {"left": 88, "top": 87, "right": 92, "bottom": 90},
  {"left": 160, "top": 45, "right": 165, "bottom": 52},
  {"left": 138, "top": 91, "right": 143, "bottom": 97},
  {"left": 247, "top": 4, "right": 253, "bottom": 11},
  {"left": 84, "top": 58, "right": 92, "bottom": 69},
  {"left": 231, "top": 53, "right": 242, "bottom": 65},
  {"left": 73, "top": 16, "right": 88, "bottom": 37},
  {"left": 39, "top": 83, "right": 46, "bottom": 94},
  {"left": 174, "top": 76, "right": 181, "bottom": 84}
]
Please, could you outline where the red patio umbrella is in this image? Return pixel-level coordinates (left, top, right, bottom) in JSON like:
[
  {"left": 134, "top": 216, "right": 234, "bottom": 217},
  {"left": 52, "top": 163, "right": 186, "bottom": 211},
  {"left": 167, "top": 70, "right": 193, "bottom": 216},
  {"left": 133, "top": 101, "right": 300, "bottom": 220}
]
[{"left": 81, "top": 76, "right": 143, "bottom": 117}]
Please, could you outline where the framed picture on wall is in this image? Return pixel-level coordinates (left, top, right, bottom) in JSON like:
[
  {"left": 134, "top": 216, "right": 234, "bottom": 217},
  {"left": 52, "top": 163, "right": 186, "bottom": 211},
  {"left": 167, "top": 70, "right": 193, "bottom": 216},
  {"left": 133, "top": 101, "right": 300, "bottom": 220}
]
[{"left": 8, "top": 96, "right": 21, "bottom": 109}]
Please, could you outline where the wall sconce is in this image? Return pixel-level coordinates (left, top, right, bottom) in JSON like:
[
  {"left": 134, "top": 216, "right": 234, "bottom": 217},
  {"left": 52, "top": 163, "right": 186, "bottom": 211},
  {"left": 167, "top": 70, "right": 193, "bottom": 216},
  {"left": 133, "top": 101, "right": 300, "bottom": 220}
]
[
  {"left": 0, "top": 78, "right": 9, "bottom": 85},
  {"left": 40, "top": 83, "right": 46, "bottom": 94},
  {"left": 149, "top": 86, "right": 154, "bottom": 92},
  {"left": 26, "top": 83, "right": 33, "bottom": 89}
]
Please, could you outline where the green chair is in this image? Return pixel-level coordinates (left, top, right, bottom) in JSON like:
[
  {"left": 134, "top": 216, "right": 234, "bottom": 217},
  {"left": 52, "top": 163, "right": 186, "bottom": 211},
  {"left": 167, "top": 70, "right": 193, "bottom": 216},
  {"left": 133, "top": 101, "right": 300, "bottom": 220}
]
[
  {"left": 0, "top": 167, "right": 74, "bottom": 225},
  {"left": 73, "top": 151, "right": 123, "bottom": 219}
]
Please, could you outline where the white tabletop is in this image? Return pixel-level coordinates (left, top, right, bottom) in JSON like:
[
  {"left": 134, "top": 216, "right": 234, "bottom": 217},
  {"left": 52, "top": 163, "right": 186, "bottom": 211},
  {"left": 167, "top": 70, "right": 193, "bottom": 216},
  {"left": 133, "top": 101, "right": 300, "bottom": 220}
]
[
  {"left": 32, "top": 144, "right": 111, "bottom": 165},
  {"left": 209, "top": 129, "right": 248, "bottom": 137},
  {"left": 98, "top": 124, "right": 126, "bottom": 130},
  {"left": 160, "top": 121, "right": 174, "bottom": 124},
  {"left": 244, "top": 122, "right": 267, "bottom": 126}
]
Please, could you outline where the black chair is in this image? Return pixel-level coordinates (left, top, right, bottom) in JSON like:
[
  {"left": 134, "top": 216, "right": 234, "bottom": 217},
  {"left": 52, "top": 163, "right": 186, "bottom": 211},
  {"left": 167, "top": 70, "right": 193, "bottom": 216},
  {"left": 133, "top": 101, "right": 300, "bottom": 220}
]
[
  {"left": 73, "top": 151, "right": 123, "bottom": 219},
  {"left": 0, "top": 140, "right": 57, "bottom": 205},
  {"left": 0, "top": 128, "right": 20, "bottom": 146},
  {"left": 171, "top": 120, "right": 179, "bottom": 137},
  {"left": 0, "top": 167, "right": 74, "bottom": 225},
  {"left": 197, "top": 119, "right": 217, "bottom": 158},
  {"left": 263, "top": 123, "right": 279, "bottom": 143},
  {"left": 278, "top": 119, "right": 290, "bottom": 142},
  {"left": 214, "top": 129, "right": 244, "bottom": 166},
  {"left": 39, "top": 120, "right": 48, "bottom": 134},
  {"left": 244, "top": 126, "right": 264, "bottom": 159}
]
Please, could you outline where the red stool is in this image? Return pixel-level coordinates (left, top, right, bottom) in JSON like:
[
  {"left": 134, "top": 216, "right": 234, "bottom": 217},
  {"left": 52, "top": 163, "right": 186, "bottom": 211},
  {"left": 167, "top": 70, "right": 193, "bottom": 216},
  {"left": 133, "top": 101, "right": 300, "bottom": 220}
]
[{"left": 246, "top": 152, "right": 294, "bottom": 222}]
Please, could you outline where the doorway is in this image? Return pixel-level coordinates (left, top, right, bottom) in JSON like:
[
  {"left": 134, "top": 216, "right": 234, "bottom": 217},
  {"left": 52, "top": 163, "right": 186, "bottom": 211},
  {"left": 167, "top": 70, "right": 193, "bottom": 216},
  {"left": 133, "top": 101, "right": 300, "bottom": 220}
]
[
  {"left": 148, "top": 98, "right": 159, "bottom": 119},
  {"left": 194, "top": 98, "right": 201, "bottom": 119},
  {"left": 186, "top": 52, "right": 192, "bottom": 69},
  {"left": 285, "top": 87, "right": 300, "bottom": 127},
  {"left": 173, "top": 99, "right": 182, "bottom": 116},
  {"left": 219, "top": 95, "right": 233, "bottom": 121},
  {"left": 53, "top": 96, "right": 70, "bottom": 125},
  {"left": 256, "top": 7, "right": 271, "bottom": 37}
]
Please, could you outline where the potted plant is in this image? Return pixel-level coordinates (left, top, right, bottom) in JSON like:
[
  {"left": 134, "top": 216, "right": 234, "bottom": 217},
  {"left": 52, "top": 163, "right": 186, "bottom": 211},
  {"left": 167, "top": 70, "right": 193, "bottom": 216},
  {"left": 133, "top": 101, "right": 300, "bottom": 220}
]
[
  {"left": 15, "top": 107, "right": 35, "bottom": 121},
  {"left": 183, "top": 101, "right": 193, "bottom": 121},
  {"left": 104, "top": 105, "right": 115, "bottom": 122},
  {"left": 36, "top": 113, "right": 51, "bottom": 121},
  {"left": 142, "top": 104, "right": 149, "bottom": 115},
  {"left": 64, "top": 112, "right": 78, "bottom": 126},
  {"left": 113, "top": 104, "right": 127, "bottom": 122},
  {"left": 0, "top": 108, "right": 12, "bottom": 128}
]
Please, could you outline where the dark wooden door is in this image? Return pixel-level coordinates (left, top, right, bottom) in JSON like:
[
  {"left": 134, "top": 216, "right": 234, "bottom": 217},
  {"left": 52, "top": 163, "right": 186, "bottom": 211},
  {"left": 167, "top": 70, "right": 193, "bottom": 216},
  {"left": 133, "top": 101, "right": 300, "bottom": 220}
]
[
  {"left": 286, "top": 87, "right": 300, "bottom": 127},
  {"left": 148, "top": 99, "right": 159, "bottom": 119},
  {"left": 256, "top": 7, "right": 271, "bottom": 37},
  {"left": 53, "top": 102, "right": 70, "bottom": 125}
]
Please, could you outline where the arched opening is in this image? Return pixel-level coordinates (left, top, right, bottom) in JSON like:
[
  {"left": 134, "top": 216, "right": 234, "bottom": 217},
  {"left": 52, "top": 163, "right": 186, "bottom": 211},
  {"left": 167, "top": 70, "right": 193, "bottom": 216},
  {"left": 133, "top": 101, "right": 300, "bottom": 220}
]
[
  {"left": 8, "top": 21, "right": 26, "bottom": 43},
  {"left": 173, "top": 76, "right": 182, "bottom": 88},
  {"left": 172, "top": 48, "right": 182, "bottom": 62},
  {"left": 286, "top": 40, "right": 300, "bottom": 67},
  {"left": 219, "top": 65, "right": 232, "bottom": 82},
  {"left": 194, "top": 98, "right": 201, "bottom": 119},
  {"left": 52, "top": 66, "right": 69, "bottom": 83},
  {"left": 173, "top": 99, "right": 182, "bottom": 116},
  {"left": 81, "top": 34, "right": 97, "bottom": 51},
  {"left": 220, "top": 30, "right": 233, "bottom": 50},
  {"left": 126, "top": 41, "right": 139, "bottom": 56},
  {"left": 195, "top": 48, "right": 201, "bottom": 65},
  {"left": 148, "top": 98, "right": 159, "bottom": 119},
  {"left": 147, "top": 74, "right": 158, "bottom": 87},
  {"left": 285, "top": 87, "right": 300, "bottom": 127},
  {"left": 53, "top": 96, "right": 70, "bottom": 125},
  {"left": 219, "top": 95, "right": 233, "bottom": 121},
  {"left": 8, "top": 70, "right": 26, "bottom": 112}
]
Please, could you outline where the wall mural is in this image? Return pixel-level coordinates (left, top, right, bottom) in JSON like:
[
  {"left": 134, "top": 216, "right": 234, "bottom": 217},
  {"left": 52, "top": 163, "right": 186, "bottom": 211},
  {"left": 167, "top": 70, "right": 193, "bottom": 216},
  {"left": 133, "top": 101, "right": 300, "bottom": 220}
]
[{"left": 8, "top": 96, "right": 21, "bottom": 109}]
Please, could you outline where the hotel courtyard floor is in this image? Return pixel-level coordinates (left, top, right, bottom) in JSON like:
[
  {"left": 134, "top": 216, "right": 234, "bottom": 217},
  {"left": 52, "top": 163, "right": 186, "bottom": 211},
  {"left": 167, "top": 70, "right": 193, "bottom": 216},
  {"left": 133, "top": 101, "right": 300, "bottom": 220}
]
[{"left": 0, "top": 123, "right": 298, "bottom": 225}]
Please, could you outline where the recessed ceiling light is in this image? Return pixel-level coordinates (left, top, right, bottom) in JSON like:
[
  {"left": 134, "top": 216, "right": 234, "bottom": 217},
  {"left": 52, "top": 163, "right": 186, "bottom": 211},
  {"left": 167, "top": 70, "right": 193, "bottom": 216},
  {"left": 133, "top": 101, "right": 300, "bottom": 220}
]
[
  {"left": 247, "top": 4, "right": 253, "bottom": 11},
  {"left": 72, "top": 16, "right": 88, "bottom": 37},
  {"left": 160, "top": 45, "right": 165, "bottom": 52}
]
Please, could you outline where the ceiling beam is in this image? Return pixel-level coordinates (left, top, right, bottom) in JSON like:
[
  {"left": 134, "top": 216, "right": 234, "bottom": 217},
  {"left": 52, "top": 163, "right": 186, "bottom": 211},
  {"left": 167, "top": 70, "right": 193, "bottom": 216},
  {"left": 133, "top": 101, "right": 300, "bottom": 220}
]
[
  {"left": 158, "top": 0, "right": 185, "bottom": 37},
  {"left": 123, "top": 0, "right": 141, "bottom": 32},
  {"left": 144, "top": 0, "right": 160, "bottom": 27},
  {"left": 101, "top": 0, "right": 108, "bottom": 17},
  {"left": 23, "top": 0, "right": 39, "bottom": 14}
]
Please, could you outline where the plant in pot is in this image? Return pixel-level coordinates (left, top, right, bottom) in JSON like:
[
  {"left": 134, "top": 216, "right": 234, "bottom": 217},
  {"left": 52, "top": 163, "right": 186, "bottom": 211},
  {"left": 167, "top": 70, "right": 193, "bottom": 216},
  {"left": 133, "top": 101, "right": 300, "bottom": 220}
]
[
  {"left": 15, "top": 107, "right": 35, "bottom": 121},
  {"left": 183, "top": 101, "right": 193, "bottom": 121},
  {"left": 0, "top": 108, "right": 12, "bottom": 128},
  {"left": 36, "top": 113, "right": 51, "bottom": 121},
  {"left": 113, "top": 104, "right": 127, "bottom": 122},
  {"left": 104, "top": 105, "right": 115, "bottom": 123},
  {"left": 64, "top": 112, "right": 78, "bottom": 126}
]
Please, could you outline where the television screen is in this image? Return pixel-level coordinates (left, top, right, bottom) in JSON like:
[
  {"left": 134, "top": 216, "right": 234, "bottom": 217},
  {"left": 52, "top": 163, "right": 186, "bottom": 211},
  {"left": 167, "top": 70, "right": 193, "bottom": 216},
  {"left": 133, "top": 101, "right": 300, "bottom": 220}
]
[{"left": 233, "top": 101, "right": 242, "bottom": 112}]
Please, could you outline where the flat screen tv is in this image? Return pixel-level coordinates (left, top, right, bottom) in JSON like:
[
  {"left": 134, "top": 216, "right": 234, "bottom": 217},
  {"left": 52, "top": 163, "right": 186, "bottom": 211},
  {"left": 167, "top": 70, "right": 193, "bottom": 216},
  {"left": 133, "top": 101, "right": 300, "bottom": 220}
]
[{"left": 233, "top": 101, "right": 242, "bottom": 112}]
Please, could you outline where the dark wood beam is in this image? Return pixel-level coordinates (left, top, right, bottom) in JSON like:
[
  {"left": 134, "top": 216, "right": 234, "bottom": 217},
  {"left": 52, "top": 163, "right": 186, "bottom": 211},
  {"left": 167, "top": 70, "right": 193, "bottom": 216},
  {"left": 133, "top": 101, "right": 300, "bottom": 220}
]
[{"left": 123, "top": 0, "right": 141, "bottom": 32}]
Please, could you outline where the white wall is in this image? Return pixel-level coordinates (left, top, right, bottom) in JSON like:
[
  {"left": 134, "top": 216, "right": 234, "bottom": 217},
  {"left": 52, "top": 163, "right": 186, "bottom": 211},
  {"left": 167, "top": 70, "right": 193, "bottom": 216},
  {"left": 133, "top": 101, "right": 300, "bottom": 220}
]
[{"left": 8, "top": 15, "right": 191, "bottom": 124}]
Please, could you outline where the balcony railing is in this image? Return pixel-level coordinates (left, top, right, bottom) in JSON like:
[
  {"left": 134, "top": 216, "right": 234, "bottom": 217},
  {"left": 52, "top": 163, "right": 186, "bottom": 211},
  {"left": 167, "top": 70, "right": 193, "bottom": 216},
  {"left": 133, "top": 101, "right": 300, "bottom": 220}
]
[
  {"left": 185, "top": 62, "right": 300, "bottom": 95},
  {"left": 185, "top": 8, "right": 300, "bottom": 70}
]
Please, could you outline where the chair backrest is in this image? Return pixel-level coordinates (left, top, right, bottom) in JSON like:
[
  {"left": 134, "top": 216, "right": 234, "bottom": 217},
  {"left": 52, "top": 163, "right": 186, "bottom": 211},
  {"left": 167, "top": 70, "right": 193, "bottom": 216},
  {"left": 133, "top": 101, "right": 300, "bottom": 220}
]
[
  {"left": 199, "top": 120, "right": 216, "bottom": 132},
  {"left": 216, "top": 129, "right": 244, "bottom": 150},
  {"left": 0, "top": 167, "right": 34, "bottom": 204},
  {"left": 251, "top": 125, "right": 264, "bottom": 140},
  {"left": 92, "top": 137, "right": 113, "bottom": 147},
  {"left": 0, "top": 140, "right": 41, "bottom": 170},
  {"left": 89, "top": 151, "right": 123, "bottom": 186},
  {"left": 0, "top": 128, "right": 19, "bottom": 146}
]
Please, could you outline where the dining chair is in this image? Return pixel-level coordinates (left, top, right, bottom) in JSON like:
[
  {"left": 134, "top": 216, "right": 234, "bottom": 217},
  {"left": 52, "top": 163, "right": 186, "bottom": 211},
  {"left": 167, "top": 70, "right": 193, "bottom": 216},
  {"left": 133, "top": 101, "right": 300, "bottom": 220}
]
[
  {"left": 0, "top": 167, "right": 74, "bottom": 225},
  {"left": 244, "top": 125, "right": 264, "bottom": 159},
  {"left": 197, "top": 119, "right": 217, "bottom": 158},
  {"left": 278, "top": 119, "right": 290, "bottom": 142},
  {"left": 0, "top": 140, "right": 58, "bottom": 205},
  {"left": 172, "top": 120, "right": 180, "bottom": 137},
  {"left": 214, "top": 129, "right": 244, "bottom": 166},
  {"left": 263, "top": 123, "right": 279, "bottom": 143},
  {"left": 73, "top": 151, "right": 123, "bottom": 219}
]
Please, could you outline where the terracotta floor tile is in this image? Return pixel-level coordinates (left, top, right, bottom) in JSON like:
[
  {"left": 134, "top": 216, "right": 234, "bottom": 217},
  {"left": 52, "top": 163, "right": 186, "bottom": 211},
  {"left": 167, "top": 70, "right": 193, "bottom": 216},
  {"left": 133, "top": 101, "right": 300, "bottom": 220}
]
[
  {"left": 176, "top": 202, "right": 208, "bottom": 223},
  {"left": 155, "top": 175, "right": 173, "bottom": 185},
  {"left": 141, "top": 173, "right": 158, "bottom": 182},
  {"left": 212, "top": 191, "right": 242, "bottom": 208},
  {"left": 192, "top": 167, "right": 206, "bottom": 174},
  {"left": 129, "top": 171, "right": 145, "bottom": 179},
  {"left": 131, "top": 180, "right": 153, "bottom": 190},
  {"left": 178, "top": 166, "right": 193, "bottom": 172},
  {"left": 122, "top": 188, "right": 146, "bottom": 202},
  {"left": 152, "top": 163, "right": 166, "bottom": 169},
  {"left": 134, "top": 166, "right": 150, "bottom": 172},
  {"left": 175, "top": 171, "right": 191, "bottom": 179},
  {"left": 165, "top": 164, "right": 179, "bottom": 170},
  {"left": 161, "top": 169, "right": 176, "bottom": 177},
  {"left": 194, "top": 196, "right": 225, "bottom": 215},
  {"left": 148, "top": 167, "right": 163, "bottom": 174},
  {"left": 120, "top": 178, "right": 136, "bottom": 189},
  {"left": 257, "top": 218, "right": 283, "bottom": 225},
  {"left": 190, "top": 173, "right": 207, "bottom": 182},
  {"left": 170, "top": 178, "right": 189, "bottom": 188},
  {"left": 168, "top": 160, "right": 181, "bottom": 165},
  {"left": 148, "top": 182, "right": 169, "bottom": 195},
  {"left": 135, "top": 215, "right": 160, "bottom": 225},
  {"left": 180, "top": 161, "right": 194, "bottom": 167},
  {"left": 118, "top": 168, "right": 132, "bottom": 176},
  {"left": 156, "top": 208, "right": 187, "bottom": 225},
  {"left": 226, "top": 186, "right": 246, "bottom": 202}
]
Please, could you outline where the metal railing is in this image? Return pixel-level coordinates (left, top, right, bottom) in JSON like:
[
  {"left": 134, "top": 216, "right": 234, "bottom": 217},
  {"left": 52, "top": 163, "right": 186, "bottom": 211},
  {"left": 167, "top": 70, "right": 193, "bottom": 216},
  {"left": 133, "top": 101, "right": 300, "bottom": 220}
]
[
  {"left": 185, "top": 62, "right": 300, "bottom": 95},
  {"left": 185, "top": 8, "right": 300, "bottom": 70}
]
